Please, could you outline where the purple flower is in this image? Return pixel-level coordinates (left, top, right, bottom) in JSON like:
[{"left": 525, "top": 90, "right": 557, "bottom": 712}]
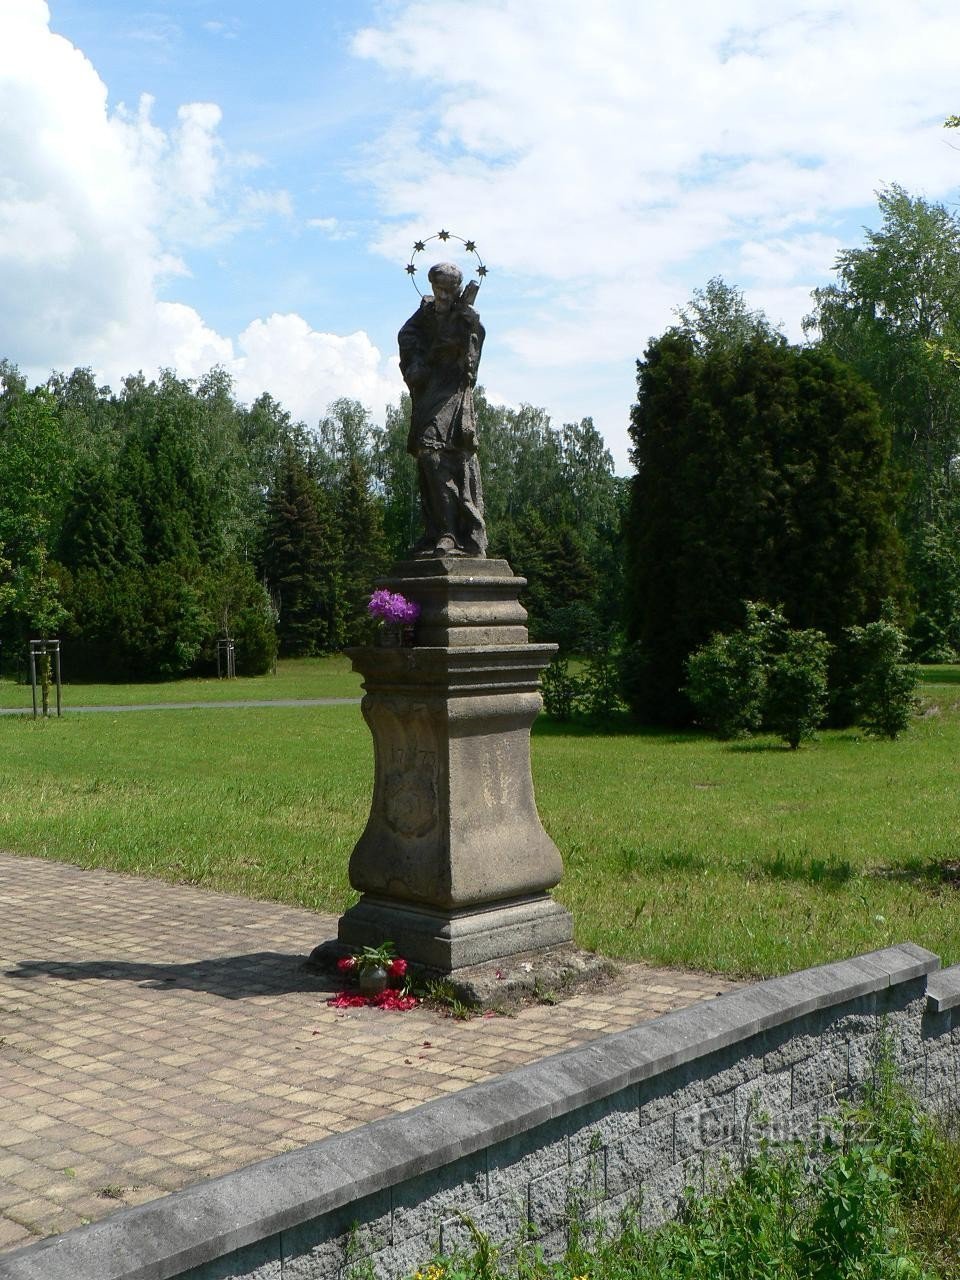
[{"left": 368, "top": 590, "right": 421, "bottom": 624}]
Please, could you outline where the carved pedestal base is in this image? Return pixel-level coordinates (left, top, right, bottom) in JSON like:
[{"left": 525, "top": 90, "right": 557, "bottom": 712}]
[
  {"left": 338, "top": 894, "right": 573, "bottom": 972},
  {"left": 327, "top": 558, "right": 573, "bottom": 975}
]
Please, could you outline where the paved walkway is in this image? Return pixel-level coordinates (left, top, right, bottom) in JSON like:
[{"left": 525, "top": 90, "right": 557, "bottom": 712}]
[
  {"left": 0, "top": 853, "right": 737, "bottom": 1256},
  {"left": 0, "top": 698, "right": 361, "bottom": 716}
]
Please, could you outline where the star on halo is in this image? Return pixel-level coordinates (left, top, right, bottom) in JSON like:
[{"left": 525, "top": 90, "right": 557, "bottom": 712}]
[
  {"left": 406, "top": 263, "right": 417, "bottom": 274},
  {"left": 437, "top": 229, "right": 450, "bottom": 241},
  {"left": 413, "top": 240, "right": 425, "bottom": 252}
]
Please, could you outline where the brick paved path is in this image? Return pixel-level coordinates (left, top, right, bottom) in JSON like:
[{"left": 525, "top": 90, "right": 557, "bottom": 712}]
[{"left": 0, "top": 853, "right": 736, "bottom": 1254}]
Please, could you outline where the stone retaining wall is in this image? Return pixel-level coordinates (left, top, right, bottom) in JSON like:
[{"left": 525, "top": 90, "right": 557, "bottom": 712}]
[{"left": 4, "top": 943, "right": 959, "bottom": 1280}]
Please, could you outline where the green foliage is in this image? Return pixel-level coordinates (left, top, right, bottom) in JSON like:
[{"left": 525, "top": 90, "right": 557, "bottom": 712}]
[
  {"left": 540, "top": 647, "right": 626, "bottom": 725},
  {"left": 684, "top": 626, "right": 767, "bottom": 739},
  {"left": 261, "top": 442, "right": 342, "bottom": 656},
  {"left": 577, "top": 648, "right": 626, "bottom": 720},
  {"left": 0, "top": 374, "right": 71, "bottom": 652},
  {"left": 675, "top": 273, "right": 784, "bottom": 354},
  {"left": 371, "top": 394, "right": 419, "bottom": 561},
  {"left": 478, "top": 393, "right": 623, "bottom": 648},
  {"left": 540, "top": 657, "right": 579, "bottom": 721},
  {"left": 0, "top": 350, "right": 625, "bottom": 680},
  {"left": 846, "top": 605, "right": 921, "bottom": 739},
  {"left": 808, "top": 185, "right": 960, "bottom": 657},
  {"left": 765, "top": 627, "right": 831, "bottom": 750},
  {"left": 685, "top": 601, "right": 831, "bottom": 748},
  {"left": 333, "top": 456, "right": 389, "bottom": 646},
  {"left": 625, "top": 287, "right": 905, "bottom": 725},
  {"left": 208, "top": 559, "right": 277, "bottom": 676}
]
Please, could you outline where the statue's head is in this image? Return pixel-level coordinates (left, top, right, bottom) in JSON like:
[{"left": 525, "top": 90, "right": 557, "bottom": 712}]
[{"left": 428, "top": 261, "right": 462, "bottom": 308}]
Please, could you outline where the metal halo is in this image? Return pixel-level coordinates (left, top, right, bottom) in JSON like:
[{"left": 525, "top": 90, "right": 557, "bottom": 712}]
[{"left": 405, "top": 230, "right": 487, "bottom": 297}]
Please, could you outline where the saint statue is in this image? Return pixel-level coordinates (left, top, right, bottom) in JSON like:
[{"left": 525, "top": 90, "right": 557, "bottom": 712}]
[{"left": 398, "top": 261, "right": 488, "bottom": 557}]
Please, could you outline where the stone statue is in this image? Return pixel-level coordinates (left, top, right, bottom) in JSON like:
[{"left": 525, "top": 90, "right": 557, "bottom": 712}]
[{"left": 398, "top": 262, "right": 488, "bottom": 557}]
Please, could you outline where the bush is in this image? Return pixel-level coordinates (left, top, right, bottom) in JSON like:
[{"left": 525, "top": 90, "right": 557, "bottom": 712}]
[
  {"left": 684, "top": 627, "right": 766, "bottom": 738},
  {"left": 578, "top": 649, "right": 626, "bottom": 720},
  {"left": 540, "top": 656, "right": 579, "bottom": 721},
  {"left": 231, "top": 592, "right": 278, "bottom": 675},
  {"left": 846, "top": 603, "right": 921, "bottom": 738},
  {"left": 686, "top": 602, "right": 832, "bottom": 748},
  {"left": 765, "top": 628, "right": 831, "bottom": 750}
]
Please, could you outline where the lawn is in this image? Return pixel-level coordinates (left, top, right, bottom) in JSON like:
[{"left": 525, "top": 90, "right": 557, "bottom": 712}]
[
  {"left": 0, "top": 655, "right": 362, "bottom": 708},
  {"left": 1, "top": 659, "right": 959, "bottom": 978}
]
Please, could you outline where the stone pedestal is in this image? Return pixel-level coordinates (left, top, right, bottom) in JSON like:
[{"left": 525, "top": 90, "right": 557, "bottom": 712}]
[{"left": 334, "top": 558, "right": 573, "bottom": 973}]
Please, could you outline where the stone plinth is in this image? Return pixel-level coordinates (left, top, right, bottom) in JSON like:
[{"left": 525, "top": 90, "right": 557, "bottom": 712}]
[
  {"left": 335, "top": 559, "right": 573, "bottom": 973},
  {"left": 380, "top": 557, "right": 530, "bottom": 647}
]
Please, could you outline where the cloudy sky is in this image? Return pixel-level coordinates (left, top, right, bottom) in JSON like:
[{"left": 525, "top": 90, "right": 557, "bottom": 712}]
[{"left": 3, "top": 0, "right": 959, "bottom": 471}]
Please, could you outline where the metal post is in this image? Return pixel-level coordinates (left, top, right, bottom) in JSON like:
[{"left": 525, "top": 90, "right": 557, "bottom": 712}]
[
  {"left": 217, "top": 638, "right": 236, "bottom": 679},
  {"left": 29, "top": 639, "right": 62, "bottom": 717},
  {"left": 54, "top": 641, "right": 62, "bottom": 717}
]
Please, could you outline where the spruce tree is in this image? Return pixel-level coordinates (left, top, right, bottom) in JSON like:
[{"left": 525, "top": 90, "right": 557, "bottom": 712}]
[
  {"left": 336, "top": 456, "right": 388, "bottom": 645},
  {"left": 261, "top": 443, "right": 341, "bottom": 655},
  {"left": 625, "top": 287, "right": 906, "bottom": 725}
]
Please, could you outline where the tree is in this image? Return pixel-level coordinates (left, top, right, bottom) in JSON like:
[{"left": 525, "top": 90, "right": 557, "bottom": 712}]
[
  {"left": 675, "top": 275, "right": 781, "bottom": 354},
  {"left": 335, "top": 455, "right": 389, "bottom": 645},
  {"left": 625, "top": 284, "right": 906, "bottom": 725},
  {"left": 0, "top": 375, "right": 71, "bottom": 667},
  {"left": 371, "top": 395, "right": 419, "bottom": 562},
  {"left": 807, "top": 186, "right": 960, "bottom": 657},
  {"left": 765, "top": 628, "right": 831, "bottom": 750},
  {"left": 261, "top": 442, "right": 341, "bottom": 655}
]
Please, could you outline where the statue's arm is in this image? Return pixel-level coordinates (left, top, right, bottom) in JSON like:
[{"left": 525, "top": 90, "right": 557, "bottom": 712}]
[{"left": 398, "top": 306, "right": 430, "bottom": 392}]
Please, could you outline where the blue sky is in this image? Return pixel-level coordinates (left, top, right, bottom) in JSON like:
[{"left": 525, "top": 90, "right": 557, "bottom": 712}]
[{"left": 3, "top": 1, "right": 960, "bottom": 471}]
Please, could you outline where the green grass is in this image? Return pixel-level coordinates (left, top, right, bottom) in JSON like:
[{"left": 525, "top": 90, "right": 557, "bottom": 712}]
[
  {"left": 0, "top": 703, "right": 368, "bottom": 915},
  {"left": 2, "top": 669, "right": 960, "bottom": 977},
  {"left": 0, "top": 655, "right": 362, "bottom": 708}
]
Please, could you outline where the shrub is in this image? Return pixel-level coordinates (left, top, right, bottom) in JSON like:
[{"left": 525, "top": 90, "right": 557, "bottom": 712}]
[
  {"left": 540, "top": 657, "right": 580, "bottom": 721},
  {"left": 684, "top": 628, "right": 766, "bottom": 738},
  {"left": 765, "top": 628, "right": 831, "bottom": 750},
  {"left": 231, "top": 584, "right": 278, "bottom": 675},
  {"left": 686, "top": 602, "right": 832, "bottom": 747},
  {"left": 578, "top": 649, "right": 626, "bottom": 721},
  {"left": 846, "top": 603, "right": 921, "bottom": 738}
]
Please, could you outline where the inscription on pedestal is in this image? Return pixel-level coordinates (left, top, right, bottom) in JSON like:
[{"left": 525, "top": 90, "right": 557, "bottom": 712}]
[{"left": 384, "top": 746, "right": 438, "bottom": 839}]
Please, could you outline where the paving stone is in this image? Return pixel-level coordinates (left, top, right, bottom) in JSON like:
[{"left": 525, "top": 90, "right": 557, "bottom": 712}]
[{"left": 0, "top": 851, "right": 733, "bottom": 1255}]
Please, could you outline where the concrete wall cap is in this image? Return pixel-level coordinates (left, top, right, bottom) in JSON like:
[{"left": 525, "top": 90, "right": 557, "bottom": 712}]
[
  {"left": 926, "top": 963, "right": 960, "bottom": 1013},
  {"left": 0, "top": 944, "right": 940, "bottom": 1280}
]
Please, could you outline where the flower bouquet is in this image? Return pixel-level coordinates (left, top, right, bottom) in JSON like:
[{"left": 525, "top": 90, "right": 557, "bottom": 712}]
[
  {"left": 368, "top": 589, "right": 421, "bottom": 646},
  {"left": 330, "top": 940, "right": 417, "bottom": 1011}
]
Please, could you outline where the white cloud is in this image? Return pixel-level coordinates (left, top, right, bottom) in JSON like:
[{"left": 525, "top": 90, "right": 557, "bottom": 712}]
[
  {"left": 0, "top": 0, "right": 395, "bottom": 427},
  {"left": 231, "top": 315, "right": 402, "bottom": 425},
  {"left": 306, "top": 216, "right": 355, "bottom": 240},
  {"left": 353, "top": 0, "right": 960, "bottom": 465}
]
